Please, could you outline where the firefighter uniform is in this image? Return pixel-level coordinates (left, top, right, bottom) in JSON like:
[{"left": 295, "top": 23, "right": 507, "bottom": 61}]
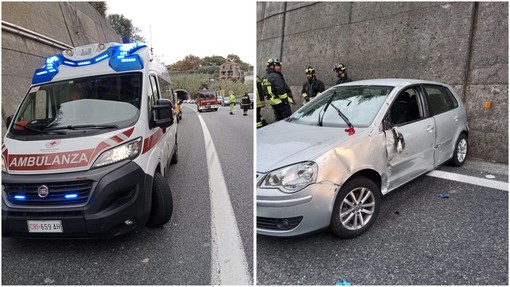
[
  {"left": 264, "top": 58, "right": 293, "bottom": 121},
  {"left": 256, "top": 75, "right": 268, "bottom": 128}
]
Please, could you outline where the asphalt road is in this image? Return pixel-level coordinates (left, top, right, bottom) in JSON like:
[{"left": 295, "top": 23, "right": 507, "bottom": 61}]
[
  {"left": 256, "top": 159, "right": 508, "bottom": 285},
  {"left": 1, "top": 104, "right": 254, "bottom": 285}
]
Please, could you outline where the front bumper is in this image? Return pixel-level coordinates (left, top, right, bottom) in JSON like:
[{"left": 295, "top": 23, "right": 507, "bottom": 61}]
[
  {"left": 2, "top": 161, "right": 151, "bottom": 238},
  {"left": 256, "top": 181, "right": 338, "bottom": 237}
]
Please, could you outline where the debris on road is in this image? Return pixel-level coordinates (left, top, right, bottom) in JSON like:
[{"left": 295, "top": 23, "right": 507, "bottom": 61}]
[{"left": 336, "top": 279, "right": 352, "bottom": 286}]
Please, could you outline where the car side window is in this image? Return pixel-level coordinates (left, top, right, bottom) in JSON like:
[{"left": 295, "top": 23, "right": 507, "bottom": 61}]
[
  {"left": 389, "top": 88, "right": 423, "bottom": 126},
  {"left": 424, "top": 85, "right": 459, "bottom": 116}
]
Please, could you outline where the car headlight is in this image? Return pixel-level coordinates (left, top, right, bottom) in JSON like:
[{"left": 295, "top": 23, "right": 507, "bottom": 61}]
[
  {"left": 92, "top": 137, "right": 142, "bottom": 168},
  {"left": 261, "top": 162, "right": 318, "bottom": 193}
]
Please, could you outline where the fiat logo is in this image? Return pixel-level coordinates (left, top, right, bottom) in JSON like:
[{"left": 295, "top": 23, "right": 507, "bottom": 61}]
[{"left": 37, "top": 185, "right": 49, "bottom": 198}]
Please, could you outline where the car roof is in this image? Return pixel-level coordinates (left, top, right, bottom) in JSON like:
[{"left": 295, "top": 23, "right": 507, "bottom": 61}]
[{"left": 337, "top": 78, "right": 447, "bottom": 87}]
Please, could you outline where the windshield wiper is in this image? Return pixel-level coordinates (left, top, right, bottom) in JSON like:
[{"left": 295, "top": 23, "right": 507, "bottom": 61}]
[
  {"left": 47, "top": 124, "right": 119, "bottom": 131},
  {"left": 328, "top": 102, "right": 356, "bottom": 135},
  {"left": 318, "top": 93, "right": 335, "bottom": 126},
  {"left": 13, "top": 123, "right": 67, "bottom": 135}
]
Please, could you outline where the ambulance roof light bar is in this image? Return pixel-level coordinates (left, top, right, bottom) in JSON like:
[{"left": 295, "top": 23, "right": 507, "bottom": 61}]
[{"left": 32, "top": 42, "right": 147, "bottom": 85}]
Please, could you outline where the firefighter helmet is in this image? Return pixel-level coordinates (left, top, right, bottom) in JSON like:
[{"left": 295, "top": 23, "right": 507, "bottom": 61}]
[
  {"left": 267, "top": 58, "right": 282, "bottom": 67},
  {"left": 305, "top": 66, "right": 316, "bottom": 74},
  {"left": 332, "top": 63, "right": 347, "bottom": 72}
]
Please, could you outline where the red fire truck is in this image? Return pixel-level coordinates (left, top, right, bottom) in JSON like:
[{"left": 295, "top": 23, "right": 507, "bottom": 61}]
[{"left": 195, "top": 89, "right": 218, "bottom": 112}]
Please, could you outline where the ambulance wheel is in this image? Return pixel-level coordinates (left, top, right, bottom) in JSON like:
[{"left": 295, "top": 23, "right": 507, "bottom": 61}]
[
  {"left": 146, "top": 173, "right": 173, "bottom": 228},
  {"left": 170, "top": 141, "right": 178, "bottom": 164}
]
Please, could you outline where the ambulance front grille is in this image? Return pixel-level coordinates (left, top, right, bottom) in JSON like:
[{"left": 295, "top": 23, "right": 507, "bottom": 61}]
[{"left": 4, "top": 181, "right": 93, "bottom": 205}]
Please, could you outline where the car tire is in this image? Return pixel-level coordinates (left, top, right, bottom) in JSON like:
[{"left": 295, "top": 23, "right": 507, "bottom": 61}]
[
  {"left": 330, "top": 176, "right": 381, "bottom": 239},
  {"left": 449, "top": 133, "right": 468, "bottom": 167},
  {"left": 146, "top": 173, "right": 173, "bottom": 228}
]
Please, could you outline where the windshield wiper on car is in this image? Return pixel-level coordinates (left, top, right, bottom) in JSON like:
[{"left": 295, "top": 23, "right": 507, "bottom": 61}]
[
  {"left": 46, "top": 124, "right": 119, "bottom": 131},
  {"left": 328, "top": 102, "right": 356, "bottom": 135},
  {"left": 13, "top": 122, "right": 67, "bottom": 135},
  {"left": 318, "top": 92, "right": 335, "bottom": 126}
]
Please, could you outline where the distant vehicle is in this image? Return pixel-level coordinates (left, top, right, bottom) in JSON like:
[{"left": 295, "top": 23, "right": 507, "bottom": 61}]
[
  {"left": 196, "top": 89, "right": 218, "bottom": 112},
  {"left": 223, "top": 96, "right": 230, "bottom": 107},
  {"left": 218, "top": 96, "right": 224, "bottom": 106}
]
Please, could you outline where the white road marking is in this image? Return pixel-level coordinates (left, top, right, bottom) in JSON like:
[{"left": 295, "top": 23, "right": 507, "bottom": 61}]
[
  {"left": 427, "top": 170, "right": 508, "bottom": 191},
  {"left": 197, "top": 115, "right": 251, "bottom": 285}
]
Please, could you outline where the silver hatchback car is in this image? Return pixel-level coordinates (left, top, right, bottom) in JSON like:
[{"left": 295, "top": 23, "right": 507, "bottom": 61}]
[{"left": 257, "top": 79, "right": 469, "bottom": 238}]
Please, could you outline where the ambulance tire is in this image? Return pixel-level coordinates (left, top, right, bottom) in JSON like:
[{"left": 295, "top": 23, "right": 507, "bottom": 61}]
[
  {"left": 146, "top": 173, "right": 173, "bottom": 228},
  {"left": 170, "top": 140, "right": 178, "bottom": 164}
]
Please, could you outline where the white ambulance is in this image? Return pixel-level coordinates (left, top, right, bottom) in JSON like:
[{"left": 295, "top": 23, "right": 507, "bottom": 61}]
[{"left": 2, "top": 42, "right": 178, "bottom": 238}]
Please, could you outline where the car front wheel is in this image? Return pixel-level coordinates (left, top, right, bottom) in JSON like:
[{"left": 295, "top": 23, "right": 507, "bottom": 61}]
[{"left": 330, "top": 176, "right": 381, "bottom": 239}]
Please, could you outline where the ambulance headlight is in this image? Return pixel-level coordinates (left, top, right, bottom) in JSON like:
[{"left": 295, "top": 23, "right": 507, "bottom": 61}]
[{"left": 92, "top": 138, "right": 142, "bottom": 168}]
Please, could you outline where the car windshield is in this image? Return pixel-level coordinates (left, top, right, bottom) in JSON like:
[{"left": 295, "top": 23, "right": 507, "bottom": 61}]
[
  {"left": 288, "top": 85, "right": 393, "bottom": 128},
  {"left": 9, "top": 73, "right": 142, "bottom": 136},
  {"left": 198, "top": 92, "right": 216, "bottom": 98}
]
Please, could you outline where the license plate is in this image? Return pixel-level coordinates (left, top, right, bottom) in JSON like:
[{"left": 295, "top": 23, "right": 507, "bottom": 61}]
[{"left": 27, "top": 220, "right": 63, "bottom": 233}]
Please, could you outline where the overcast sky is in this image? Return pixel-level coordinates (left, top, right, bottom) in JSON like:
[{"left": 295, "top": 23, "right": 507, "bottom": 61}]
[{"left": 106, "top": 0, "right": 255, "bottom": 66}]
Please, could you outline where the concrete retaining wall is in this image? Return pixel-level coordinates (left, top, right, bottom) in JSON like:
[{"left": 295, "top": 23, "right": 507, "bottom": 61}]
[
  {"left": 257, "top": 2, "right": 508, "bottom": 163},
  {"left": 2, "top": 2, "right": 121, "bottom": 135}
]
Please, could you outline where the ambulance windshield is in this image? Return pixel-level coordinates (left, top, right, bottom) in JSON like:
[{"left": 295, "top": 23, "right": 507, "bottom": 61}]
[{"left": 9, "top": 73, "right": 142, "bottom": 136}]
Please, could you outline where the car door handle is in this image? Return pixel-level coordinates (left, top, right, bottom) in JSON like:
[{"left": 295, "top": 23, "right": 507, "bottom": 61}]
[{"left": 426, "top": 126, "right": 434, "bottom": 132}]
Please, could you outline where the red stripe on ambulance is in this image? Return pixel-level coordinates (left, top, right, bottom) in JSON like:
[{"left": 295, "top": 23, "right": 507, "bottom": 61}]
[{"left": 142, "top": 129, "right": 164, "bottom": 154}]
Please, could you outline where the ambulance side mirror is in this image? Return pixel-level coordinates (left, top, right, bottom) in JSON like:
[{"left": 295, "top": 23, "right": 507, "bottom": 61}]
[{"left": 152, "top": 99, "right": 174, "bottom": 128}]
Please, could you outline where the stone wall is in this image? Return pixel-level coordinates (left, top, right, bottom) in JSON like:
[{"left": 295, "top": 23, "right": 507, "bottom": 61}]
[{"left": 257, "top": 2, "right": 508, "bottom": 163}]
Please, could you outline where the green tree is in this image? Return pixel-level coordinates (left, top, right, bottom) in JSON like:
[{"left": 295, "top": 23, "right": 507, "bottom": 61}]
[
  {"left": 89, "top": 1, "right": 107, "bottom": 17},
  {"left": 107, "top": 14, "right": 146, "bottom": 43},
  {"left": 203, "top": 55, "right": 227, "bottom": 66},
  {"left": 169, "top": 55, "right": 203, "bottom": 72}
]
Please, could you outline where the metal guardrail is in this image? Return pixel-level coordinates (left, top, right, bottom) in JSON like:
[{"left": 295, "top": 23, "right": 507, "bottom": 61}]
[{"left": 1, "top": 20, "right": 72, "bottom": 49}]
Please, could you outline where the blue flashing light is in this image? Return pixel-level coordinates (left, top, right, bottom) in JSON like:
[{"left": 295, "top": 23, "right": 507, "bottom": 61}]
[
  {"left": 65, "top": 194, "right": 78, "bottom": 199},
  {"left": 95, "top": 53, "right": 109, "bottom": 62},
  {"left": 77, "top": 60, "right": 91, "bottom": 66},
  {"left": 109, "top": 54, "right": 143, "bottom": 72},
  {"left": 14, "top": 195, "right": 26, "bottom": 200},
  {"left": 32, "top": 66, "right": 59, "bottom": 84},
  {"left": 31, "top": 43, "right": 148, "bottom": 84}
]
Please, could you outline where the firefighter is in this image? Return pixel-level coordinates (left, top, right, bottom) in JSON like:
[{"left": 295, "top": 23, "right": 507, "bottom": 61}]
[
  {"left": 241, "top": 92, "right": 251, "bottom": 116},
  {"left": 256, "top": 75, "right": 268, "bottom": 128},
  {"left": 332, "top": 63, "right": 352, "bottom": 85},
  {"left": 301, "top": 66, "right": 325, "bottom": 104},
  {"left": 229, "top": 92, "right": 236, "bottom": 115},
  {"left": 264, "top": 58, "right": 294, "bottom": 121}
]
